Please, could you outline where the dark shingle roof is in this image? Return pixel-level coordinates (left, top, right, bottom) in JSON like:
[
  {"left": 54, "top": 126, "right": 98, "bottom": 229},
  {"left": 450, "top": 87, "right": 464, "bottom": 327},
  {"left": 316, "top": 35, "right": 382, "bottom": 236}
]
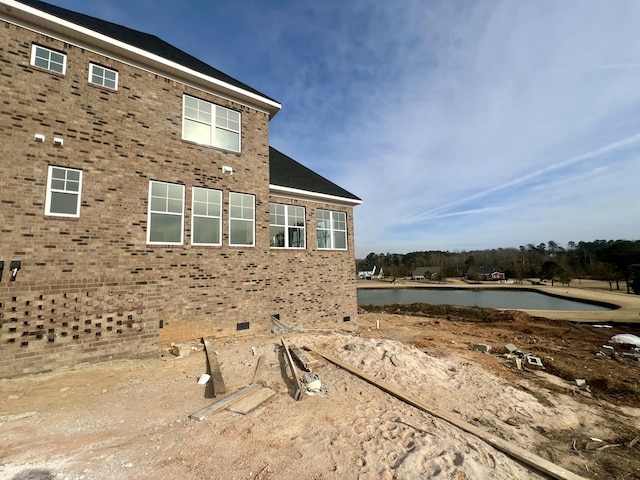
[
  {"left": 269, "top": 147, "right": 361, "bottom": 203},
  {"left": 17, "top": 0, "right": 277, "bottom": 103}
]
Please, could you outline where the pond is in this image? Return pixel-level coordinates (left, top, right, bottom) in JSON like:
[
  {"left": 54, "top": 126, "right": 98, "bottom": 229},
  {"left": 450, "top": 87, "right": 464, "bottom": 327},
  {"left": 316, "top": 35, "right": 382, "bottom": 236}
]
[{"left": 357, "top": 288, "right": 614, "bottom": 311}]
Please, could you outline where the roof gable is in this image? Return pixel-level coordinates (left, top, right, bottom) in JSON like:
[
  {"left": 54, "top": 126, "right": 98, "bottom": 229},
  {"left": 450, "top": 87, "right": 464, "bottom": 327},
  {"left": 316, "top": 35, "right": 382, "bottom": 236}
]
[{"left": 269, "top": 147, "right": 361, "bottom": 205}]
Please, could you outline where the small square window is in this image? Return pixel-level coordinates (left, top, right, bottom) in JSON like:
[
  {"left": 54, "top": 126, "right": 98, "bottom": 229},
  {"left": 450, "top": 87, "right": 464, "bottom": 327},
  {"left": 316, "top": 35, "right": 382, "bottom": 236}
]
[
  {"left": 31, "top": 45, "right": 66, "bottom": 74},
  {"left": 89, "top": 63, "right": 118, "bottom": 90},
  {"left": 45, "top": 166, "right": 82, "bottom": 217}
]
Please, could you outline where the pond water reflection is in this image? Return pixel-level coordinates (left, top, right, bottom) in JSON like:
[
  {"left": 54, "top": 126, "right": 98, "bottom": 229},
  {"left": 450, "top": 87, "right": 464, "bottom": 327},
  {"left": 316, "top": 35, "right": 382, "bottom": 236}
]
[{"left": 357, "top": 288, "right": 613, "bottom": 311}]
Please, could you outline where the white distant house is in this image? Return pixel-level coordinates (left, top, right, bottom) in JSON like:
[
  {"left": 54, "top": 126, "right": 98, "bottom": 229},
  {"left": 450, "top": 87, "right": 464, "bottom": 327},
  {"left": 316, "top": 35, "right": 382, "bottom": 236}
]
[{"left": 358, "top": 266, "right": 383, "bottom": 280}]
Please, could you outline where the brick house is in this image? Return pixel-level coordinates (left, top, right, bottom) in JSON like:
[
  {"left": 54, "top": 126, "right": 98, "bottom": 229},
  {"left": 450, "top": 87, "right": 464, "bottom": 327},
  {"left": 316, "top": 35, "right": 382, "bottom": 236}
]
[{"left": 0, "top": 0, "right": 361, "bottom": 377}]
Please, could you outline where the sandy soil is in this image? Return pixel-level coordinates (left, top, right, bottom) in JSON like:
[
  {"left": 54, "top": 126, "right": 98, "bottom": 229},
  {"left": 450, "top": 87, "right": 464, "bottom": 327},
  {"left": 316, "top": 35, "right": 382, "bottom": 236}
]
[{"left": 1, "top": 306, "right": 639, "bottom": 479}]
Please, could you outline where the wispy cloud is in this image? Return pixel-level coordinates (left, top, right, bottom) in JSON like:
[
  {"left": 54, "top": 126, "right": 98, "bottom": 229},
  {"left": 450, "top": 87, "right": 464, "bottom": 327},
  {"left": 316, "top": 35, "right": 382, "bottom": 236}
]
[{"left": 49, "top": 0, "right": 640, "bottom": 256}]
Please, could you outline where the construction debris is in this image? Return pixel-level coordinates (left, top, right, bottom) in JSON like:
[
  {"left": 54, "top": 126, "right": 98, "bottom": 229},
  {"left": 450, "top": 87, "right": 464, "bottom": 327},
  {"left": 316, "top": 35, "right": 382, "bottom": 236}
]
[
  {"left": 227, "top": 386, "right": 276, "bottom": 415},
  {"left": 289, "top": 344, "right": 319, "bottom": 371},
  {"left": 502, "top": 344, "right": 544, "bottom": 371},
  {"left": 473, "top": 344, "right": 492, "bottom": 354},
  {"left": 301, "top": 372, "right": 327, "bottom": 396},
  {"left": 203, "top": 338, "right": 227, "bottom": 396},
  {"left": 281, "top": 337, "right": 302, "bottom": 401},
  {"left": 190, "top": 383, "right": 262, "bottom": 421}
]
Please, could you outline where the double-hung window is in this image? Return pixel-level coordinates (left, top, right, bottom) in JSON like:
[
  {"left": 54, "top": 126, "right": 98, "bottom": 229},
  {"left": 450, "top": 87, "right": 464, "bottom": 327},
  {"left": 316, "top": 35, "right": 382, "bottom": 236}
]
[
  {"left": 316, "top": 209, "right": 347, "bottom": 250},
  {"left": 45, "top": 166, "right": 82, "bottom": 217},
  {"left": 31, "top": 45, "right": 66, "bottom": 74},
  {"left": 192, "top": 187, "right": 222, "bottom": 246},
  {"left": 182, "top": 95, "right": 241, "bottom": 152},
  {"left": 229, "top": 192, "right": 254, "bottom": 246},
  {"left": 270, "top": 203, "right": 306, "bottom": 249},
  {"left": 147, "top": 181, "right": 184, "bottom": 244},
  {"left": 89, "top": 63, "right": 118, "bottom": 90}
]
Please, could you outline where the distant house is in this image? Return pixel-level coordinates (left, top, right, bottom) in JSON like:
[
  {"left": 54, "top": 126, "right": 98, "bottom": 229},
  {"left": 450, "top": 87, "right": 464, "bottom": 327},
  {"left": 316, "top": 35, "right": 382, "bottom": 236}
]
[
  {"left": 358, "top": 266, "right": 383, "bottom": 280},
  {"left": 410, "top": 266, "right": 441, "bottom": 280},
  {"left": 470, "top": 266, "right": 506, "bottom": 281}
]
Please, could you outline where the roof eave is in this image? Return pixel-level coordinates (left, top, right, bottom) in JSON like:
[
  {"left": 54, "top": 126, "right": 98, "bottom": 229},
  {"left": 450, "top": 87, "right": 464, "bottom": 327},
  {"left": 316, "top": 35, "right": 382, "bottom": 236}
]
[
  {"left": 269, "top": 184, "right": 362, "bottom": 207},
  {"left": 2, "top": 0, "right": 282, "bottom": 118}
]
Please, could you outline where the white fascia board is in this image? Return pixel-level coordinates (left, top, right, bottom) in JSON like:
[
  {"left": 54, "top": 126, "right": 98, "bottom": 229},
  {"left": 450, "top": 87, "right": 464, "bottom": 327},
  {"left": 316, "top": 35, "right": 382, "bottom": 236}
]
[
  {"left": 269, "top": 184, "right": 362, "bottom": 207},
  {"left": 2, "top": 0, "right": 282, "bottom": 118}
]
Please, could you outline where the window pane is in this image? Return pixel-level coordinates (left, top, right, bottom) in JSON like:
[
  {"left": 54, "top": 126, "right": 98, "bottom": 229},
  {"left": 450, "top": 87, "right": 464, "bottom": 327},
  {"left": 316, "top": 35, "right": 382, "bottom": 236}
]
[
  {"left": 150, "top": 196, "right": 165, "bottom": 212},
  {"left": 333, "top": 212, "right": 346, "bottom": 230},
  {"left": 270, "top": 225, "right": 285, "bottom": 247},
  {"left": 230, "top": 219, "right": 253, "bottom": 245},
  {"left": 193, "top": 216, "right": 220, "bottom": 245},
  {"left": 149, "top": 213, "right": 181, "bottom": 243},
  {"left": 66, "top": 180, "right": 80, "bottom": 192},
  {"left": 334, "top": 231, "right": 347, "bottom": 249},
  {"left": 193, "top": 201, "right": 207, "bottom": 216},
  {"left": 151, "top": 182, "right": 167, "bottom": 197},
  {"left": 184, "top": 119, "right": 211, "bottom": 145},
  {"left": 317, "top": 230, "right": 330, "bottom": 249},
  {"left": 51, "top": 179, "right": 65, "bottom": 190},
  {"left": 289, "top": 227, "right": 305, "bottom": 248},
  {"left": 215, "top": 127, "right": 240, "bottom": 152},
  {"left": 50, "top": 192, "right": 77, "bottom": 215},
  {"left": 167, "top": 199, "right": 183, "bottom": 214}
]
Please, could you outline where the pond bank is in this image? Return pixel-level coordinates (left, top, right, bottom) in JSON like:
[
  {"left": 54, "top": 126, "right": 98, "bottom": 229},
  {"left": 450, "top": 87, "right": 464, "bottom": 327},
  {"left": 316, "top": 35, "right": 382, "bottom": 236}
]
[{"left": 357, "top": 278, "right": 640, "bottom": 324}]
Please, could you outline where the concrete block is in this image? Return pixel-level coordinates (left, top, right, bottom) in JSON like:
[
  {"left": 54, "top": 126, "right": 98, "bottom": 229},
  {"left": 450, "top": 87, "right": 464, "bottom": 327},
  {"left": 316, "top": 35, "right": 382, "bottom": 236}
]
[
  {"left": 505, "top": 343, "right": 518, "bottom": 353},
  {"left": 473, "top": 344, "right": 491, "bottom": 354},
  {"left": 601, "top": 345, "right": 615, "bottom": 357},
  {"left": 525, "top": 355, "right": 544, "bottom": 369}
]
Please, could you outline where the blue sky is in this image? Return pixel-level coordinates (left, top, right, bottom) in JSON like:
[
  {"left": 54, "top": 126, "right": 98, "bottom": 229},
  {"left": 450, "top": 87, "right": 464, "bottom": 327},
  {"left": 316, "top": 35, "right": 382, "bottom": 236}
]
[{"left": 44, "top": 0, "right": 640, "bottom": 257}]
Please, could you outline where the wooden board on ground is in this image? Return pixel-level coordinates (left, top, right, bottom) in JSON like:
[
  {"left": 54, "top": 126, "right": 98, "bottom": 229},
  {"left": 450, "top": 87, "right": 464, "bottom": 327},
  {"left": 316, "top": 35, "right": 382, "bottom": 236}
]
[
  {"left": 301, "top": 347, "right": 327, "bottom": 371},
  {"left": 281, "top": 337, "right": 302, "bottom": 401},
  {"left": 306, "top": 346, "right": 588, "bottom": 480},
  {"left": 227, "top": 386, "right": 276, "bottom": 414},
  {"left": 190, "top": 383, "right": 261, "bottom": 421},
  {"left": 203, "top": 337, "right": 227, "bottom": 396},
  {"left": 289, "top": 344, "right": 319, "bottom": 371}
]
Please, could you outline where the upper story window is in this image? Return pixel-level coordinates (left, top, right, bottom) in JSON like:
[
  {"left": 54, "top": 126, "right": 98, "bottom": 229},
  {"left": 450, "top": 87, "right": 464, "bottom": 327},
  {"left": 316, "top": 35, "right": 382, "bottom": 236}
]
[
  {"left": 229, "top": 192, "right": 254, "bottom": 246},
  {"left": 317, "top": 209, "right": 347, "bottom": 250},
  {"left": 270, "top": 203, "right": 306, "bottom": 249},
  {"left": 192, "top": 187, "right": 222, "bottom": 246},
  {"left": 89, "top": 63, "right": 118, "bottom": 90},
  {"left": 31, "top": 44, "right": 66, "bottom": 74},
  {"left": 147, "top": 181, "right": 184, "bottom": 245},
  {"left": 45, "top": 166, "right": 82, "bottom": 217},
  {"left": 182, "top": 95, "right": 241, "bottom": 152}
]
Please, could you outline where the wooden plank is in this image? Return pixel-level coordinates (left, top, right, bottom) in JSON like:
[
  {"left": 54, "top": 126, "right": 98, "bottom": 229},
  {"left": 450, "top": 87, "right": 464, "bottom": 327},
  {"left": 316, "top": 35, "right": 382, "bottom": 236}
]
[
  {"left": 281, "top": 337, "right": 302, "bottom": 401},
  {"left": 289, "top": 344, "right": 318, "bottom": 371},
  {"left": 189, "top": 383, "right": 261, "bottom": 421},
  {"left": 251, "top": 355, "right": 265, "bottom": 385},
  {"left": 203, "top": 338, "right": 227, "bottom": 396},
  {"left": 306, "top": 346, "right": 588, "bottom": 480},
  {"left": 227, "top": 386, "right": 276, "bottom": 414}
]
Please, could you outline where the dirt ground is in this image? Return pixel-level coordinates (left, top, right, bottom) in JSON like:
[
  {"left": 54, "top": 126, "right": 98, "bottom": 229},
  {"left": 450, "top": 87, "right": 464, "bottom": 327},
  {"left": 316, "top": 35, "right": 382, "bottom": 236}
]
[{"left": 1, "top": 308, "right": 640, "bottom": 479}]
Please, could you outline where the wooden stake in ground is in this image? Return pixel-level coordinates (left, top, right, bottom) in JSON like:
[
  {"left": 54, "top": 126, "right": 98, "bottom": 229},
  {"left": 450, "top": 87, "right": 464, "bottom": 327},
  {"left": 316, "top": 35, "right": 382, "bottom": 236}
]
[
  {"left": 306, "top": 346, "right": 588, "bottom": 480},
  {"left": 281, "top": 337, "right": 302, "bottom": 401},
  {"left": 203, "top": 337, "right": 227, "bottom": 396}
]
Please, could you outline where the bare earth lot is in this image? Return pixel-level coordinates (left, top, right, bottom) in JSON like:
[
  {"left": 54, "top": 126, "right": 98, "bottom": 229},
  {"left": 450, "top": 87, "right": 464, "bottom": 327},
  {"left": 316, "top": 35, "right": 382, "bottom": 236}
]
[{"left": 1, "top": 283, "right": 640, "bottom": 479}]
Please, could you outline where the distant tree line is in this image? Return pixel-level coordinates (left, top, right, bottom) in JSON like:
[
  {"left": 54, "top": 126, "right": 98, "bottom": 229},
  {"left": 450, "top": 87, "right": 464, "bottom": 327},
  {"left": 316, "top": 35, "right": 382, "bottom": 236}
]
[{"left": 356, "top": 239, "right": 640, "bottom": 294}]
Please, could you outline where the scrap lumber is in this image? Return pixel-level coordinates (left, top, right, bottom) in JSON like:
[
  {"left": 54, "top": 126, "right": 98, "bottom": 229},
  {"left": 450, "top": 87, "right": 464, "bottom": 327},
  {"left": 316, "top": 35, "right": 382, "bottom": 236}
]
[
  {"left": 203, "top": 338, "right": 227, "bottom": 396},
  {"left": 190, "top": 383, "right": 261, "bottom": 421},
  {"left": 306, "top": 346, "right": 588, "bottom": 480},
  {"left": 228, "top": 386, "right": 276, "bottom": 414},
  {"left": 251, "top": 355, "right": 265, "bottom": 385},
  {"left": 289, "top": 344, "right": 319, "bottom": 371},
  {"left": 281, "top": 337, "right": 302, "bottom": 401}
]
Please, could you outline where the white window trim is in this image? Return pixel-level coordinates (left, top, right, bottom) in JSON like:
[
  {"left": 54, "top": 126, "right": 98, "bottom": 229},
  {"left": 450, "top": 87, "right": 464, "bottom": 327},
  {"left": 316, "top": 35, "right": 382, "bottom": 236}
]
[
  {"left": 30, "top": 44, "right": 67, "bottom": 74},
  {"left": 182, "top": 94, "right": 241, "bottom": 152},
  {"left": 191, "top": 187, "right": 222, "bottom": 246},
  {"left": 317, "top": 209, "right": 348, "bottom": 251},
  {"left": 146, "top": 181, "right": 185, "bottom": 245},
  {"left": 229, "top": 192, "right": 255, "bottom": 247},
  {"left": 88, "top": 63, "right": 118, "bottom": 90},
  {"left": 44, "top": 165, "right": 82, "bottom": 218},
  {"left": 270, "top": 203, "right": 306, "bottom": 249}
]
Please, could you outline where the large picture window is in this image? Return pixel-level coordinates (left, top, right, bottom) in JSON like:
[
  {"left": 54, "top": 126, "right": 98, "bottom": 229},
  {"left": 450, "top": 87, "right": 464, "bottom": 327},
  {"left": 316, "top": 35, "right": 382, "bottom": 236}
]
[
  {"left": 316, "top": 209, "right": 347, "bottom": 250},
  {"left": 229, "top": 192, "right": 254, "bottom": 246},
  {"left": 270, "top": 203, "right": 305, "bottom": 249},
  {"left": 147, "top": 181, "right": 184, "bottom": 244},
  {"left": 182, "top": 95, "right": 241, "bottom": 152},
  {"left": 31, "top": 44, "right": 66, "bottom": 74},
  {"left": 192, "top": 187, "right": 222, "bottom": 246},
  {"left": 45, "top": 166, "right": 82, "bottom": 217}
]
